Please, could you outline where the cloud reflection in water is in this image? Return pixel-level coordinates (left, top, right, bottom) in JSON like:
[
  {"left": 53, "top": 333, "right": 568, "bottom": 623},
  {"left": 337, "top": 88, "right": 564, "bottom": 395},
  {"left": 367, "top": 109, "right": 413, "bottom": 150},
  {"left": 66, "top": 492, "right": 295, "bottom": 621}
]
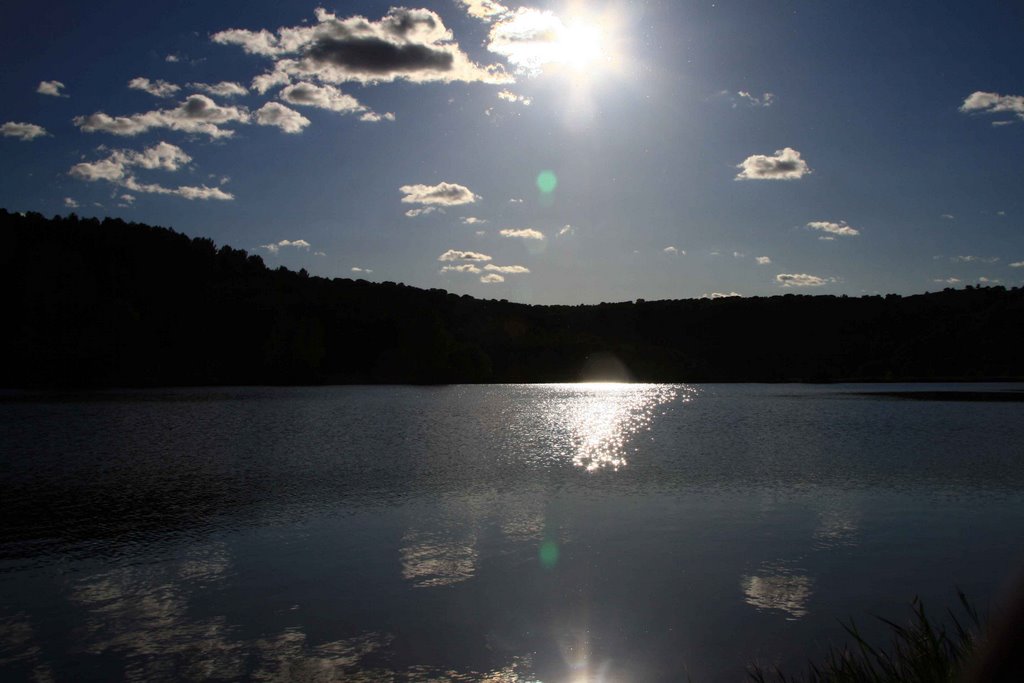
[{"left": 741, "top": 564, "right": 814, "bottom": 620}]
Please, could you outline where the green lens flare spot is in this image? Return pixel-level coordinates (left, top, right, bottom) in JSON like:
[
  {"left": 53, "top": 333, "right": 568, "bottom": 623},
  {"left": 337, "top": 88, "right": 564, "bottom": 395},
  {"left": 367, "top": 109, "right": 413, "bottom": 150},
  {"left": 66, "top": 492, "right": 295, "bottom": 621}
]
[
  {"left": 539, "top": 540, "right": 559, "bottom": 568},
  {"left": 536, "top": 170, "right": 558, "bottom": 194}
]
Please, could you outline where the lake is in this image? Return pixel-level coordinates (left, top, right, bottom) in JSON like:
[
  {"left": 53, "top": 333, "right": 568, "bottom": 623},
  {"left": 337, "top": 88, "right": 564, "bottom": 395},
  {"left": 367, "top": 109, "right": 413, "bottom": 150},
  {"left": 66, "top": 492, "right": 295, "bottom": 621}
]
[{"left": 2, "top": 383, "right": 1024, "bottom": 681}]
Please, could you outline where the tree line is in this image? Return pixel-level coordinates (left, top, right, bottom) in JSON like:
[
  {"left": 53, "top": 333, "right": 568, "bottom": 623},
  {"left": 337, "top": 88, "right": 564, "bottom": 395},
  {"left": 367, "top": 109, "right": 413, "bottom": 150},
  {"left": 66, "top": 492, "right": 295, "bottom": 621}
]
[{"left": 3, "top": 209, "right": 1022, "bottom": 388}]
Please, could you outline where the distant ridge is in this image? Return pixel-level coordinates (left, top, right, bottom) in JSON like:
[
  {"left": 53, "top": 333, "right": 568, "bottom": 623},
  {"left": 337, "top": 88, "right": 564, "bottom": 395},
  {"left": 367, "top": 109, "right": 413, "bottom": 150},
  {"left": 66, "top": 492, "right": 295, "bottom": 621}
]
[{"left": 3, "top": 209, "right": 1023, "bottom": 387}]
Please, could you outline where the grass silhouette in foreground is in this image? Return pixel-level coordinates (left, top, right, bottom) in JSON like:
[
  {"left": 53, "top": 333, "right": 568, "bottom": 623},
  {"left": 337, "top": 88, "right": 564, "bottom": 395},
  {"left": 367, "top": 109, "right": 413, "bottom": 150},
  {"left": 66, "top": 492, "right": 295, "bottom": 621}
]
[{"left": 749, "top": 591, "right": 982, "bottom": 682}]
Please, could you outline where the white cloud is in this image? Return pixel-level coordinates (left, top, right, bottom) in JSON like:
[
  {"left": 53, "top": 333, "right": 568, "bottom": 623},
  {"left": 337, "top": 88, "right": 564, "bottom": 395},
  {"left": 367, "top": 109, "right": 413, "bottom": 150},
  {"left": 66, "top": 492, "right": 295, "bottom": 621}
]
[
  {"left": 736, "top": 91, "right": 774, "bottom": 107},
  {"left": 475, "top": 230, "right": 486, "bottom": 236},
  {"left": 756, "top": 256, "right": 771, "bottom": 265},
  {"left": 441, "top": 264, "right": 482, "bottom": 274},
  {"left": 461, "top": 216, "right": 487, "bottom": 224},
  {"left": 558, "top": 224, "right": 574, "bottom": 236},
  {"left": 509, "top": 197, "right": 524, "bottom": 203},
  {"left": 480, "top": 273, "right": 504, "bottom": 283},
  {"left": 457, "top": 0, "right": 509, "bottom": 21},
  {"left": 736, "top": 147, "right": 811, "bottom": 180},
  {"left": 401, "top": 182, "right": 479, "bottom": 207},
  {"left": 1, "top": 121, "right": 48, "bottom": 141},
  {"left": 951, "top": 255, "right": 999, "bottom": 263},
  {"left": 500, "top": 228, "right": 544, "bottom": 240},
  {"left": 941, "top": 213, "right": 955, "bottom": 220},
  {"left": 351, "top": 266, "right": 373, "bottom": 273},
  {"left": 359, "top": 111, "right": 395, "bottom": 122},
  {"left": 69, "top": 142, "right": 233, "bottom": 201},
  {"left": 189, "top": 81, "right": 249, "bottom": 97},
  {"left": 405, "top": 207, "right": 440, "bottom": 217},
  {"left": 997, "top": 210, "right": 1006, "bottom": 216},
  {"left": 75, "top": 94, "right": 250, "bottom": 138},
  {"left": 663, "top": 246, "right": 679, "bottom": 254},
  {"left": 487, "top": 8, "right": 602, "bottom": 76},
  {"left": 819, "top": 236, "right": 836, "bottom": 241},
  {"left": 705, "top": 291, "right": 741, "bottom": 299},
  {"left": 64, "top": 197, "right": 79, "bottom": 208},
  {"left": 806, "top": 220, "right": 860, "bottom": 237},
  {"left": 934, "top": 277, "right": 962, "bottom": 285},
  {"left": 260, "top": 239, "right": 311, "bottom": 254},
  {"left": 497, "top": 89, "right": 532, "bottom": 105},
  {"left": 733, "top": 251, "right": 745, "bottom": 258},
  {"left": 484, "top": 264, "right": 529, "bottom": 274},
  {"left": 120, "top": 194, "right": 135, "bottom": 204},
  {"left": 213, "top": 7, "right": 511, "bottom": 89},
  {"left": 128, "top": 77, "right": 181, "bottom": 98},
  {"left": 254, "top": 102, "right": 310, "bottom": 133},
  {"left": 37, "top": 80, "right": 66, "bottom": 97},
  {"left": 280, "top": 81, "right": 364, "bottom": 113},
  {"left": 438, "top": 249, "right": 491, "bottom": 262},
  {"left": 776, "top": 273, "right": 833, "bottom": 287},
  {"left": 165, "top": 54, "right": 180, "bottom": 63},
  {"left": 959, "top": 91, "right": 1024, "bottom": 122},
  {"left": 1009, "top": 261, "right": 1023, "bottom": 268}
]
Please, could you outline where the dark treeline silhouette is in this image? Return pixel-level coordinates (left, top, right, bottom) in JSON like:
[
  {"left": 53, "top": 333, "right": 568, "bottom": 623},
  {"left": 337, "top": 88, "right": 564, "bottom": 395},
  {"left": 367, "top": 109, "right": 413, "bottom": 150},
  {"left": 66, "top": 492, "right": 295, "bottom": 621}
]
[{"left": 3, "top": 209, "right": 1023, "bottom": 387}]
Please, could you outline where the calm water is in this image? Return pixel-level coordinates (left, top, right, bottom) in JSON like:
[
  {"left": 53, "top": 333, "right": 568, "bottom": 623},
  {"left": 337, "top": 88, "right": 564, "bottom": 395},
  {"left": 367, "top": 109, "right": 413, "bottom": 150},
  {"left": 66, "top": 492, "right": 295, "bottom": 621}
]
[{"left": 2, "top": 383, "right": 1024, "bottom": 681}]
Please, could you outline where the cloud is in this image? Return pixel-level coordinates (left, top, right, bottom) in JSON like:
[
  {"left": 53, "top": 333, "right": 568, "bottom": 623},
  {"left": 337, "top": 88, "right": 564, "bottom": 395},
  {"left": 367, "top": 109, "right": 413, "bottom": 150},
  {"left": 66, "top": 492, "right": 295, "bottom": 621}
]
[
  {"left": 280, "top": 81, "right": 364, "bottom": 113},
  {"left": 497, "top": 89, "right": 532, "bottom": 105},
  {"left": 558, "top": 224, "right": 573, "bottom": 236},
  {"left": 120, "top": 194, "right": 135, "bottom": 204},
  {"left": 438, "top": 249, "right": 491, "bottom": 262},
  {"left": 736, "top": 147, "right": 811, "bottom": 180},
  {"left": 819, "top": 236, "right": 835, "bottom": 241},
  {"left": 480, "top": 273, "right": 504, "bottom": 283},
  {"left": 165, "top": 54, "right": 180, "bottom": 63},
  {"left": 260, "top": 239, "right": 311, "bottom": 254},
  {"left": 941, "top": 213, "right": 955, "bottom": 220},
  {"left": 705, "top": 291, "right": 741, "bottom": 299},
  {"left": 64, "top": 197, "right": 79, "bottom": 208},
  {"left": 69, "top": 142, "right": 233, "bottom": 201},
  {"left": 756, "top": 256, "right": 771, "bottom": 265},
  {"left": 1009, "top": 261, "right": 1023, "bottom": 268},
  {"left": 359, "top": 111, "right": 395, "bottom": 122},
  {"left": 663, "top": 246, "right": 679, "bottom": 254},
  {"left": 959, "top": 91, "right": 1024, "bottom": 122},
  {"left": 484, "top": 264, "right": 529, "bottom": 274},
  {"left": 806, "top": 220, "right": 860, "bottom": 237},
  {"left": 487, "top": 7, "right": 602, "bottom": 76},
  {"left": 351, "top": 266, "right": 373, "bottom": 273},
  {"left": 461, "top": 216, "right": 487, "bottom": 224},
  {"left": 128, "top": 77, "right": 181, "bottom": 98},
  {"left": 951, "top": 255, "right": 999, "bottom": 263},
  {"left": 37, "top": 80, "right": 66, "bottom": 97},
  {"left": 500, "top": 228, "right": 544, "bottom": 240},
  {"left": 213, "top": 7, "right": 511, "bottom": 90},
  {"left": 254, "top": 102, "right": 310, "bottom": 133},
  {"left": 401, "top": 182, "right": 479, "bottom": 206},
  {"left": 74, "top": 94, "right": 250, "bottom": 138},
  {"left": 508, "top": 197, "right": 524, "bottom": 203},
  {"left": 440, "top": 264, "right": 482, "bottom": 274},
  {"left": 1, "top": 121, "right": 48, "bottom": 141},
  {"left": 736, "top": 91, "right": 774, "bottom": 107},
  {"left": 189, "top": 81, "right": 249, "bottom": 97},
  {"left": 733, "top": 251, "right": 745, "bottom": 258},
  {"left": 405, "top": 207, "right": 440, "bottom": 217},
  {"left": 934, "top": 277, "right": 962, "bottom": 285},
  {"left": 997, "top": 210, "right": 1006, "bottom": 216},
  {"left": 457, "top": 0, "right": 509, "bottom": 21},
  {"left": 775, "top": 273, "right": 833, "bottom": 287}
]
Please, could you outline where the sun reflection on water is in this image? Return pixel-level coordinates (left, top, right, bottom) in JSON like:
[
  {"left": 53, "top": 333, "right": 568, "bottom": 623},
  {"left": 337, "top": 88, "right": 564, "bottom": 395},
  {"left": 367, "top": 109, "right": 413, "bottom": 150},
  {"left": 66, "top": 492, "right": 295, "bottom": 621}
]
[{"left": 550, "top": 383, "right": 687, "bottom": 472}]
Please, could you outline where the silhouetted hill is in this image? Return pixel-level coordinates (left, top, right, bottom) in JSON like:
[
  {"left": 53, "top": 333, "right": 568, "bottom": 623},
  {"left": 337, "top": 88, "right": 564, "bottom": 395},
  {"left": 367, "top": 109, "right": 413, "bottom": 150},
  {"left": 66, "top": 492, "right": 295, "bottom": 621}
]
[{"left": 3, "top": 209, "right": 1023, "bottom": 387}]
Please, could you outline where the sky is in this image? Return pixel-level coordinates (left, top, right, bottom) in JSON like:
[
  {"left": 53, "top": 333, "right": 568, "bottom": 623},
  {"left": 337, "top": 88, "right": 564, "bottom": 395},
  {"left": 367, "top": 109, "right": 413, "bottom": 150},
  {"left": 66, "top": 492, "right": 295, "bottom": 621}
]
[{"left": 1, "top": 0, "right": 1022, "bottom": 304}]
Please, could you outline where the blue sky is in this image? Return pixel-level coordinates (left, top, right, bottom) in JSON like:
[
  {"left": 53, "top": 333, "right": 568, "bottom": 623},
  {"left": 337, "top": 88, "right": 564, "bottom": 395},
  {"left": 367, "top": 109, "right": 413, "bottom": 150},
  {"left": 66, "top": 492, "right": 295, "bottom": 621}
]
[{"left": 1, "top": 0, "right": 1022, "bottom": 304}]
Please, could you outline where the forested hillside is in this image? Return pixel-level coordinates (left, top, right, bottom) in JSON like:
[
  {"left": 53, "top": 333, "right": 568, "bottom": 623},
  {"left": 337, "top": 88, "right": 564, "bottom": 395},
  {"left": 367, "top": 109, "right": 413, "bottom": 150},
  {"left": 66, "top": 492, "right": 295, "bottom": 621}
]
[{"left": 4, "top": 209, "right": 1023, "bottom": 387}]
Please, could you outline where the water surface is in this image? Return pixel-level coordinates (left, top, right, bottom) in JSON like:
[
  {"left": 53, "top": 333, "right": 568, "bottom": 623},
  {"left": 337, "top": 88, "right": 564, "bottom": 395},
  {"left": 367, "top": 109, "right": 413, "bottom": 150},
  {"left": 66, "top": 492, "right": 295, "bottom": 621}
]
[{"left": 2, "top": 383, "right": 1024, "bottom": 681}]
